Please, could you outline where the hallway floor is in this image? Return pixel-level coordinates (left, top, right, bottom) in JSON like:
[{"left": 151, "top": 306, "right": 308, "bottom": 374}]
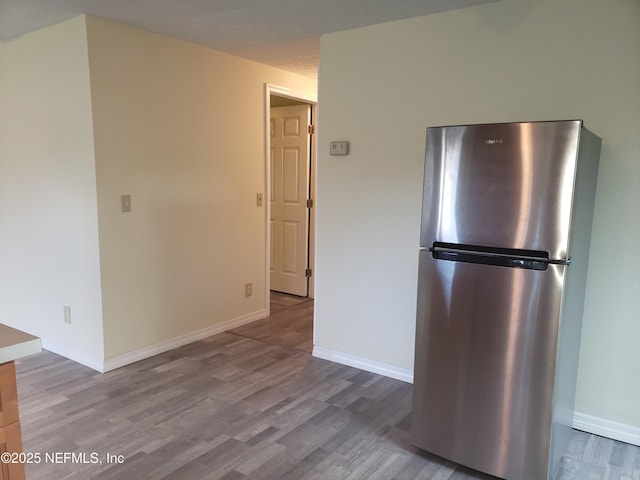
[{"left": 229, "top": 292, "right": 313, "bottom": 353}]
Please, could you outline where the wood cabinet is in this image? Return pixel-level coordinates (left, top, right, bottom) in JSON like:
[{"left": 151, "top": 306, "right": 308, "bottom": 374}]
[{"left": 0, "top": 362, "right": 25, "bottom": 480}]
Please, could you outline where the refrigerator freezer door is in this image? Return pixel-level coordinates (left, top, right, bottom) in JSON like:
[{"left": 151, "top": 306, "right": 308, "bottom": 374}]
[
  {"left": 411, "top": 250, "right": 566, "bottom": 480},
  {"left": 420, "top": 121, "right": 582, "bottom": 260}
]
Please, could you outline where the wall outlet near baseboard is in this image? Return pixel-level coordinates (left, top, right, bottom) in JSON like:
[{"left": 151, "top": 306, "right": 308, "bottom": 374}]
[
  {"left": 244, "top": 282, "right": 252, "bottom": 297},
  {"left": 63, "top": 305, "right": 72, "bottom": 324}
]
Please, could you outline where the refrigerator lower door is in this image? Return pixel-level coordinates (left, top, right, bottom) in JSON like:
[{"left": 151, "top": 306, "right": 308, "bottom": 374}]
[{"left": 411, "top": 250, "right": 566, "bottom": 480}]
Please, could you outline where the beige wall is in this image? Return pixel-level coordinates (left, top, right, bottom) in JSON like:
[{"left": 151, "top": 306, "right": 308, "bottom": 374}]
[
  {"left": 85, "top": 17, "right": 317, "bottom": 359},
  {"left": 0, "top": 17, "right": 105, "bottom": 367},
  {"left": 315, "top": 0, "right": 640, "bottom": 430},
  {"left": 0, "top": 15, "right": 316, "bottom": 367}
]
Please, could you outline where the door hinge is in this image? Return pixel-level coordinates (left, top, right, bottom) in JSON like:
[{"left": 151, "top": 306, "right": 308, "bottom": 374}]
[
  {"left": 305, "top": 268, "right": 312, "bottom": 277},
  {"left": 308, "top": 124, "right": 315, "bottom": 134},
  {"left": 307, "top": 198, "right": 313, "bottom": 208}
]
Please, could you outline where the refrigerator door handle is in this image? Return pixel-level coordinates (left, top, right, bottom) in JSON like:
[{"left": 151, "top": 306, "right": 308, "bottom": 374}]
[
  {"left": 428, "top": 245, "right": 571, "bottom": 269},
  {"left": 546, "top": 257, "right": 571, "bottom": 266}
]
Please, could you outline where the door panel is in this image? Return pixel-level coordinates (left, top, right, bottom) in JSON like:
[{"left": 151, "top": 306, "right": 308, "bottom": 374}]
[
  {"left": 283, "top": 149, "right": 300, "bottom": 203},
  {"left": 270, "top": 104, "right": 310, "bottom": 296},
  {"left": 282, "top": 221, "right": 298, "bottom": 273},
  {"left": 283, "top": 115, "right": 302, "bottom": 137}
]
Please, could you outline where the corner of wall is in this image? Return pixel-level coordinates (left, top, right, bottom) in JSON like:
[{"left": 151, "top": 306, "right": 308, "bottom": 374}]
[{"left": 0, "top": 16, "right": 105, "bottom": 364}]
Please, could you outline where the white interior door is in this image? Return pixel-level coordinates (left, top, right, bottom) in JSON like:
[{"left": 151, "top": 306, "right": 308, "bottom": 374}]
[{"left": 270, "top": 104, "right": 311, "bottom": 296}]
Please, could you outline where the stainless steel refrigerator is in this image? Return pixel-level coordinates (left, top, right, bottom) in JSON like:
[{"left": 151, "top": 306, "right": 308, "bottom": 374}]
[{"left": 411, "top": 120, "right": 601, "bottom": 480}]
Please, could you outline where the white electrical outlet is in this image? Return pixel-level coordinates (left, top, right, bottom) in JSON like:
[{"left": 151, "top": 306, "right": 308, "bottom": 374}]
[
  {"left": 64, "top": 305, "right": 72, "bottom": 324},
  {"left": 244, "top": 282, "right": 252, "bottom": 297}
]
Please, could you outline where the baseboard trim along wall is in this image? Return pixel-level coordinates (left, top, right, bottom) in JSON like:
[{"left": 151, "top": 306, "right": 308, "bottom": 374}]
[
  {"left": 312, "top": 345, "right": 414, "bottom": 383},
  {"left": 103, "top": 309, "right": 268, "bottom": 372},
  {"left": 40, "top": 340, "right": 105, "bottom": 373},
  {"left": 313, "top": 345, "right": 640, "bottom": 447},
  {"left": 573, "top": 412, "right": 640, "bottom": 447},
  {"left": 42, "top": 309, "right": 267, "bottom": 373}
]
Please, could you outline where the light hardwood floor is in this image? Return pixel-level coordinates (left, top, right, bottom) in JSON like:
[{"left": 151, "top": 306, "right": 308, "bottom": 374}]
[{"left": 13, "top": 293, "right": 639, "bottom": 479}]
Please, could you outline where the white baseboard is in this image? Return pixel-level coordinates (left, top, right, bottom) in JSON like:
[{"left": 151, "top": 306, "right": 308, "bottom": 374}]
[
  {"left": 40, "top": 340, "right": 105, "bottom": 373},
  {"left": 312, "top": 345, "right": 413, "bottom": 383},
  {"left": 103, "top": 309, "right": 268, "bottom": 372},
  {"left": 573, "top": 412, "right": 640, "bottom": 447}
]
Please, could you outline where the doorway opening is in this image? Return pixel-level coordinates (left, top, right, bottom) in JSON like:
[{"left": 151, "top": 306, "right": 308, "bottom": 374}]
[{"left": 264, "top": 84, "right": 317, "bottom": 316}]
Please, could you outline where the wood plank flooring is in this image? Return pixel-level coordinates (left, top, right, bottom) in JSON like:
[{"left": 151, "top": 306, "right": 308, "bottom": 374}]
[
  {"left": 229, "top": 293, "right": 313, "bottom": 353},
  {"left": 12, "top": 293, "right": 640, "bottom": 480}
]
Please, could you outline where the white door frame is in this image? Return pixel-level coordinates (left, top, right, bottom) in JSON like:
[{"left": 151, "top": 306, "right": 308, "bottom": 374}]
[{"left": 264, "top": 84, "right": 317, "bottom": 315}]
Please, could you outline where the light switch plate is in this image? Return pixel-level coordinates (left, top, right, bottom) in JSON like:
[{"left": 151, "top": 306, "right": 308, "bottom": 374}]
[
  {"left": 330, "top": 141, "right": 349, "bottom": 156},
  {"left": 121, "top": 194, "right": 132, "bottom": 213}
]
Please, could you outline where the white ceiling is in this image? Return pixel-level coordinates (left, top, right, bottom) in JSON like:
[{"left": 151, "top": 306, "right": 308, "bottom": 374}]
[{"left": 0, "top": 0, "right": 495, "bottom": 78}]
